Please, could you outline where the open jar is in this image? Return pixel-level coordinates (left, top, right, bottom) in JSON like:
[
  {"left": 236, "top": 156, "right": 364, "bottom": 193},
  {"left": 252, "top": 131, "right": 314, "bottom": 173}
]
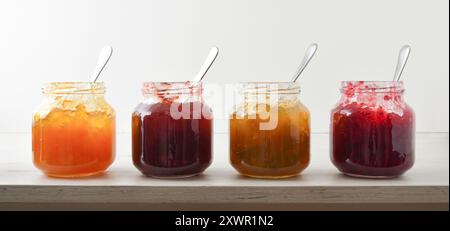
[
  {"left": 330, "top": 81, "right": 415, "bottom": 178},
  {"left": 230, "top": 82, "right": 310, "bottom": 179},
  {"left": 32, "top": 82, "right": 116, "bottom": 178},
  {"left": 132, "top": 82, "right": 213, "bottom": 178}
]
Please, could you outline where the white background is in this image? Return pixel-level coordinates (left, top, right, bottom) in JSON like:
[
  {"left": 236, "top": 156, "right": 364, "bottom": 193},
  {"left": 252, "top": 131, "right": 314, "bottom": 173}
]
[{"left": 0, "top": 0, "right": 448, "bottom": 134}]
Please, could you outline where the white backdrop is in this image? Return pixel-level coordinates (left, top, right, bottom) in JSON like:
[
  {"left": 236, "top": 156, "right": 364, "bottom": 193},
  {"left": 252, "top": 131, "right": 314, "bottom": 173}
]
[{"left": 0, "top": 0, "right": 448, "bottom": 134}]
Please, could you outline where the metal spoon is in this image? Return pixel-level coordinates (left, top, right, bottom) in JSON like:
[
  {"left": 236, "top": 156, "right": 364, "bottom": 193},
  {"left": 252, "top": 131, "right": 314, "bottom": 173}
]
[
  {"left": 393, "top": 45, "right": 411, "bottom": 82},
  {"left": 290, "top": 43, "right": 318, "bottom": 83},
  {"left": 181, "top": 47, "right": 219, "bottom": 103},
  {"left": 91, "top": 45, "right": 113, "bottom": 83},
  {"left": 192, "top": 46, "right": 219, "bottom": 84}
]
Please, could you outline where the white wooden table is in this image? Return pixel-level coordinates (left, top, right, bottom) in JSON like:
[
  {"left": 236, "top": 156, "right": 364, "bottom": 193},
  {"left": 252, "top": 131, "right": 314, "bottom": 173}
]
[{"left": 0, "top": 133, "right": 448, "bottom": 211}]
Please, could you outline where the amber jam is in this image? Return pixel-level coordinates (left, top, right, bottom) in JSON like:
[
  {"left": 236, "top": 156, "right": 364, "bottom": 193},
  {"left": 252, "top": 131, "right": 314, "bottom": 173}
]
[
  {"left": 132, "top": 82, "right": 213, "bottom": 178},
  {"left": 330, "top": 81, "right": 415, "bottom": 178},
  {"left": 230, "top": 82, "right": 310, "bottom": 179},
  {"left": 32, "top": 82, "right": 115, "bottom": 178}
]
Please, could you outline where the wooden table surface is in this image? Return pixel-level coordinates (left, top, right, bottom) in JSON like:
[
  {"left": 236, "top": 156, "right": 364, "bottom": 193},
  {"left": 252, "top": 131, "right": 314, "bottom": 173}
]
[{"left": 0, "top": 133, "right": 448, "bottom": 211}]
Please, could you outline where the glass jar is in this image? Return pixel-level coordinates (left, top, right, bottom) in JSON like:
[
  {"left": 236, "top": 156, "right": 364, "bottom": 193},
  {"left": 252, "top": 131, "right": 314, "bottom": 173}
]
[
  {"left": 32, "top": 82, "right": 116, "bottom": 178},
  {"left": 230, "top": 82, "right": 310, "bottom": 179},
  {"left": 330, "top": 81, "right": 415, "bottom": 178},
  {"left": 132, "top": 82, "right": 213, "bottom": 178}
]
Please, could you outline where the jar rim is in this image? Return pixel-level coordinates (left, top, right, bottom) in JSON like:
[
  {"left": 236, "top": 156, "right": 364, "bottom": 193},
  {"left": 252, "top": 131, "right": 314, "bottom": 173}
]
[
  {"left": 237, "top": 81, "right": 299, "bottom": 84},
  {"left": 142, "top": 81, "right": 202, "bottom": 95},
  {"left": 341, "top": 80, "right": 404, "bottom": 84},
  {"left": 42, "top": 82, "right": 106, "bottom": 94},
  {"left": 238, "top": 82, "right": 300, "bottom": 94},
  {"left": 142, "top": 81, "right": 196, "bottom": 84},
  {"left": 340, "top": 81, "right": 404, "bottom": 93}
]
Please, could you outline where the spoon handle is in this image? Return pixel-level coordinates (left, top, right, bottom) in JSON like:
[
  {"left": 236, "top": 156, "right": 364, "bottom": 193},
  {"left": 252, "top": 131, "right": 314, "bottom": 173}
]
[
  {"left": 91, "top": 46, "right": 113, "bottom": 83},
  {"left": 393, "top": 45, "right": 411, "bottom": 82},
  {"left": 193, "top": 47, "right": 219, "bottom": 83},
  {"left": 290, "top": 43, "right": 318, "bottom": 83}
]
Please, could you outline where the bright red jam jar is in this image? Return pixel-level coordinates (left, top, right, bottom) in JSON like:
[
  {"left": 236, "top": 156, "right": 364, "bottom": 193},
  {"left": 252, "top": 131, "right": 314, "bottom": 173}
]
[
  {"left": 132, "top": 82, "right": 213, "bottom": 178},
  {"left": 330, "top": 81, "right": 415, "bottom": 178}
]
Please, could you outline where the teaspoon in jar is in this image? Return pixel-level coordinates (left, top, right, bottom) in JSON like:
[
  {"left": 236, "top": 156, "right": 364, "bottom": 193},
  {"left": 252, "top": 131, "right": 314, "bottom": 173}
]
[
  {"left": 393, "top": 45, "right": 411, "bottom": 82},
  {"left": 290, "top": 43, "right": 318, "bottom": 83},
  {"left": 182, "top": 47, "right": 219, "bottom": 103},
  {"left": 191, "top": 46, "right": 219, "bottom": 85},
  {"left": 91, "top": 45, "right": 114, "bottom": 83}
]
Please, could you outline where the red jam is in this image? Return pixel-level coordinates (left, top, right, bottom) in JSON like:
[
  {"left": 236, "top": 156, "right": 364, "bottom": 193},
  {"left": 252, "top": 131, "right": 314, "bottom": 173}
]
[
  {"left": 330, "top": 81, "right": 415, "bottom": 178},
  {"left": 132, "top": 82, "right": 212, "bottom": 178}
]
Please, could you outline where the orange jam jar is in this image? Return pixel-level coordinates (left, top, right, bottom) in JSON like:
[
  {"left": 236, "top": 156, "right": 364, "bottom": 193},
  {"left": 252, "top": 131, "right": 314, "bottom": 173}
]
[
  {"left": 230, "top": 82, "right": 310, "bottom": 179},
  {"left": 32, "top": 82, "right": 115, "bottom": 178}
]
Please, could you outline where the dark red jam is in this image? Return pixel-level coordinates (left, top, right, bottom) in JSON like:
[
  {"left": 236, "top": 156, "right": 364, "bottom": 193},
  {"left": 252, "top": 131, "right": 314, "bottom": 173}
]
[
  {"left": 330, "top": 81, "right": 415, "bottom": 178},
  {"left": 132, "top": 82, "right": 212, "bottom": 178}
]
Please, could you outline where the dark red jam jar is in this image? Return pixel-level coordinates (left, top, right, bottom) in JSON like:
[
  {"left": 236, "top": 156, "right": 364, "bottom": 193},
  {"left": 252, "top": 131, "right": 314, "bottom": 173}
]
[
  {"left": 132, "top": 82, "right": 213, "bottom": 178},
  {"left": 330, "top": 81, "right": 415, "bottom": 178}
]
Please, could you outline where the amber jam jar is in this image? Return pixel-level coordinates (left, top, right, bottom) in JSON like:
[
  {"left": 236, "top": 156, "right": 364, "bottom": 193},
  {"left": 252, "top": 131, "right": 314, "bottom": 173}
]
[
  {"left": 330, "top": 81, "right": 415, "bottom": 178},
  {"left": 230, "top": 82, "right": 310, "bottom": 179},
  {"left": 32, "top": 82, "right": 115, "bottom": 178},
  {"left": 132, "top": 82, "right": 213, "bottom": 178}
]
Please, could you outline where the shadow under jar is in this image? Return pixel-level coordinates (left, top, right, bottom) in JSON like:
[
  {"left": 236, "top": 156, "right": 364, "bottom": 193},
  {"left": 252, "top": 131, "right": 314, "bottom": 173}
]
[
  {"left": 32, "top": 82, "right": 116, "bottom": 178},
  {"left": 330, "top": 81, "right": 415, "bottom": 178},
  {"left": 230, "top": 82, "right": 310, "bottom": 179},
  {"left": 132, "top": 82, "right": 213, "bottom": 178}
]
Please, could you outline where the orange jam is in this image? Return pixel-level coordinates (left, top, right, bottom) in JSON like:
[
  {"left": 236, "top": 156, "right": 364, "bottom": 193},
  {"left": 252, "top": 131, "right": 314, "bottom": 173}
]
[
  {"left": 230, "top": 82, "right": 310, "bottom": 179},
  {"left": 32, "top": 82, "right": 115, "bottom": 178}
]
